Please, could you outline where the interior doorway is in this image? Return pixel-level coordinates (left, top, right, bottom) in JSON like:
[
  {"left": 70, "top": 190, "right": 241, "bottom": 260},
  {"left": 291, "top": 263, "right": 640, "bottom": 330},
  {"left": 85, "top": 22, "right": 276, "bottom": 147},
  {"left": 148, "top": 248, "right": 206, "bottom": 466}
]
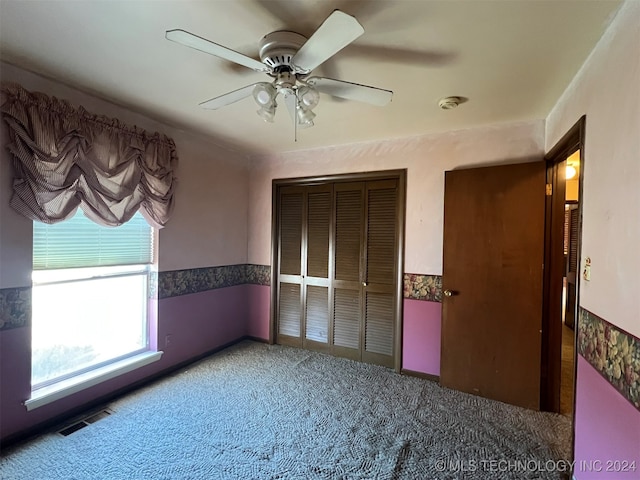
[
  {"left": 560, "top": 149, "right": 580, "bottom": 416},
  {"left": 541, "top": 116, "right": 585, "bottom": 424}
]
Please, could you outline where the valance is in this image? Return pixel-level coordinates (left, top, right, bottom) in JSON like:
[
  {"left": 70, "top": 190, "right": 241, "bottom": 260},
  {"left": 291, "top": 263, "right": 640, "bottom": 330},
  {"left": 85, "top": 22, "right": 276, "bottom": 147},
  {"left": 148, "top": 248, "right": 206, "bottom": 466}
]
[{"left": 0, "top": 82, "right": 178, "bottom": 227}]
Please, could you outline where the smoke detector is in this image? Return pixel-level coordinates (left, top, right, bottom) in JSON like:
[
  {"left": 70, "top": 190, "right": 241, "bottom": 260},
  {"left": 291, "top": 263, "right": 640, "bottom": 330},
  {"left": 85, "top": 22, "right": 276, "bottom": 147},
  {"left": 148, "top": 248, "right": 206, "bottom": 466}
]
[{"left": 438, "top": 96, "right": 461, "bottom": 110}]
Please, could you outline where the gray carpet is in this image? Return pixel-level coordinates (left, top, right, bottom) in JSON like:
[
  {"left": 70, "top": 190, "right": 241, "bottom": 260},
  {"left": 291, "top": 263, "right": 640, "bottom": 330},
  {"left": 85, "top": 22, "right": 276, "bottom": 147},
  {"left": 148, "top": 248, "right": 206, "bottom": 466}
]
[{"left": 1, "top": 341, "right": 571, "bottom": 479}]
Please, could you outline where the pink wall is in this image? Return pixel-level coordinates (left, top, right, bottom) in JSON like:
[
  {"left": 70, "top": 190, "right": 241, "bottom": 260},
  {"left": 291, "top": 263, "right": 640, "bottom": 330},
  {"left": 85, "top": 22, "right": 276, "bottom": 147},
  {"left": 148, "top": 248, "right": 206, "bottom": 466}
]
[
  {"left": 544, "top": 2, "right": 640, "bottom": 471},
  {"left": 0, "top": 286, "right": 249, "bottom": 441},
  {"left": 0, "top": 113, "right": 31, "bottom": 289},
  {"left": 574, "top": 355, "right": 640, "bottom": 480},
  {"left": 0, "top": 327, "right": 32, "bottom": 438},
  {"left": 247, "top": 120, "right": 545, "bottom": 273},
  {"left": 157, "top": 132, "right": 249, "bottom": 272},
  {"left": 402, "top": 299, "right": 442, "bottom": 376},
  {"left": 158, "top": 286, "right": 248, "bottom": 365},
  {"left": 545, "top": 1, "right": 639, "bottom": 337},
  {"left": 246, "top": 284, "right": 271, "bottom": 341}
]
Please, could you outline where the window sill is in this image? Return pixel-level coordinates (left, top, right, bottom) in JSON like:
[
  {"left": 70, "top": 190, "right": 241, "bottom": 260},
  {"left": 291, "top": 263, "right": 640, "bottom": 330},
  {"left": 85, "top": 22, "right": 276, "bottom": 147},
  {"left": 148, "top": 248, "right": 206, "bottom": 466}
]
[{"left": 25, "top": 351, "right": 163, "bottom": 411}]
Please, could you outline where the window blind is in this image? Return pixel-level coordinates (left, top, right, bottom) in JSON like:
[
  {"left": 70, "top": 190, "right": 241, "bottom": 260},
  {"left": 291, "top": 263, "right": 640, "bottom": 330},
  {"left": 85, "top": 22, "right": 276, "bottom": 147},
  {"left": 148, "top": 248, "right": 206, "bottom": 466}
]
[{"left": 33, "top": 209, "right": 153, "bottom": 270}]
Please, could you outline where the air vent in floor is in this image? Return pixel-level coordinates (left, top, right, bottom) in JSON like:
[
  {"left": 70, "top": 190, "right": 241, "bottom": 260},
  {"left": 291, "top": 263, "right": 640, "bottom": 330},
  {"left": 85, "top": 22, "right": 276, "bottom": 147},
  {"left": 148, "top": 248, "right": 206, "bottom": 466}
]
[{"left": 58, "top": 409, "right": 112, "bottom": 436}]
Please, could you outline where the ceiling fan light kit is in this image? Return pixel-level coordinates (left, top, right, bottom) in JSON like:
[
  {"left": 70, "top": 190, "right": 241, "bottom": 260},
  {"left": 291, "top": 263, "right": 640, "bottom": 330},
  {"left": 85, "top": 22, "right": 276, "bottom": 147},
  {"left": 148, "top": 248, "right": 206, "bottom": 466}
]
[
  {"left": 252, "top": 83, "right": 278, "bottom": 123},
  {"left": 166, "top": 9, "right": 393, "bottom": 139},
  {"left": 297, "top": 86, "right": 320, "bottom": 109},
  {"left": 253, "top": 83, "right": 277, "bottom": 106}
]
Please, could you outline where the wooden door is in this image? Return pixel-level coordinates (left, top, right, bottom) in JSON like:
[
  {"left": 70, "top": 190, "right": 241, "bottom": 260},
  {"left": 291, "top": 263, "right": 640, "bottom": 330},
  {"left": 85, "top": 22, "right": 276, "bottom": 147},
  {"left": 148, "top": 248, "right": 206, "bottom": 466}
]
[
  {"left": 277, "top": 185, "right": 332, "bottom": 351},
  {"left": 440, "top": 162, "right": 546, "bottom": 410},
  {"left": 332, "top": 182, "right": 365, "bottom": 361},
  {"left": 362, "top": 179, "right": 398, "bottom": 368},
  {"left": 276, "top": 186, "right": 305, "bottom": 347},
  {"left": 330, "top": 180, "right": 398, "bottom": 367},
  {"left": 303, "top": 185, "right": 332, "bottom": 352}
]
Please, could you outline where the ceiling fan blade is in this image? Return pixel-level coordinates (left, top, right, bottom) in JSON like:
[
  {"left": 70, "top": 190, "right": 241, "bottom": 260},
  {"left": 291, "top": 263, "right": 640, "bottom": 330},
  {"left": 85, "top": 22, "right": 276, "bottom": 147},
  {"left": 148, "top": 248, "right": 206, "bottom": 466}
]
[
  {"left": 307, "top": 77, "right": 393, "bottom": 107},
  {"left": 199, "top": 83, "right": 261, "bottom": 110},
  {"left": 291, "top": 10, "right": 364, "bottom": 74},
  {"left": 166, "top": 29, "right": 269, "bottom": 73}
]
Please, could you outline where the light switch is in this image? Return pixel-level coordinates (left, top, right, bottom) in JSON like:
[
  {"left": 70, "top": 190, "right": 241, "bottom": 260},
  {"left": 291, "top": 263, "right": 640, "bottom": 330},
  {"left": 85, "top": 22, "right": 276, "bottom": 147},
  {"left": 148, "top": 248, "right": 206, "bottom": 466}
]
[{"left": 583, "top": 257, "right": 591, "bottom": 281}]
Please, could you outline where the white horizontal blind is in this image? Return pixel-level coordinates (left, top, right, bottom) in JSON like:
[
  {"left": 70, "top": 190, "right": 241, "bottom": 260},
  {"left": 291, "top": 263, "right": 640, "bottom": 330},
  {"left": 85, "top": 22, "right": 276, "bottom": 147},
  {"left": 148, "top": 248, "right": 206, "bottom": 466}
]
[{"left": 33, "top": 209, "right": 153, "bottom": 270}]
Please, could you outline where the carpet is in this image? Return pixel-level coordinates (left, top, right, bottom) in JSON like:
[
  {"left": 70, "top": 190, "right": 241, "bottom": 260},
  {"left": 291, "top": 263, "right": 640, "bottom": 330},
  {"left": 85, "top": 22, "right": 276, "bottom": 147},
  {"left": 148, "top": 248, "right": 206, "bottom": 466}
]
[{"left": 0, "top": 341, "right": 571, "bottom": 479}]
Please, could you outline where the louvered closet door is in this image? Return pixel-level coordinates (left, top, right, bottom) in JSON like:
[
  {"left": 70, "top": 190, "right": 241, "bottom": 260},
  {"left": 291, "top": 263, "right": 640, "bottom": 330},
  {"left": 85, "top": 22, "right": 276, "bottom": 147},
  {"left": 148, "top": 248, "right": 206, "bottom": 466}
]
[
  {"left": 277, "top": 187, "right": 304, "bottom": 347},
  {"left": 332, "top": 182, "right": 365, "bottom": 361},
  {"left": 362, "top": 179, "right": 398, "bottom": 368},
  {"left": 303, "top": 185, "right": 332, "bottom": 352},
  {"left": 276, "top": 176, "right": 401, "bottom": 368}
]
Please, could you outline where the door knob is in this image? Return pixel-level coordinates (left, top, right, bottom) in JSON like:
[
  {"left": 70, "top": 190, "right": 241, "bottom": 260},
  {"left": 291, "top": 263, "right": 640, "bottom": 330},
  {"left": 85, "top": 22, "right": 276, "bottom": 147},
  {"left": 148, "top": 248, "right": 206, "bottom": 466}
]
[
  {"left": 444, "top": 289, "right": 454, "bottom": 297},
  {"left": 362, "top": 282, "right": 368, "bottom": 287}
]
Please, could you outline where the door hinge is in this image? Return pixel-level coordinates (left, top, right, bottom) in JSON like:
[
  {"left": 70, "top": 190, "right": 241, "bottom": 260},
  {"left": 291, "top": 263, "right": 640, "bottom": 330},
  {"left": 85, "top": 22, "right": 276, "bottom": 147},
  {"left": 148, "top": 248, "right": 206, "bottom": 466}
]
[{"left": 545, "top": 183, "right": 552, "bottom": 196}]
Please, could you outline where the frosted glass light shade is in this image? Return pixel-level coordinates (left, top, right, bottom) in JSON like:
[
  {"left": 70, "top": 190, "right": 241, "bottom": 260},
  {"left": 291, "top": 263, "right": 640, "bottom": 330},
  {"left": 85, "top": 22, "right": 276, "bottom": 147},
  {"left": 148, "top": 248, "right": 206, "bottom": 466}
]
[
  {"left": 257, "top": 106, "right": 276, "bottom": 123},
  {"left": 298, "top": 86, "right": 320, "bottom": 109},
  {"left": 253, "top": 83, "right": 277, "bottom": 106},
  {"left": 297, "top": 107, "right": 315, "bottom": 126}
]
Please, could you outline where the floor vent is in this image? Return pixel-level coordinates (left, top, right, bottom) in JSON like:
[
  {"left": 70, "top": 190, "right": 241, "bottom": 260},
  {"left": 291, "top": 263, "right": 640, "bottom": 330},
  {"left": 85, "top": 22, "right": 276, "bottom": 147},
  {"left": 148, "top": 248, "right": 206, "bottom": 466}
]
[
  {"left": 84, "top": 410, "right": 112, "bottom": 424},
  {"left": 58, "top": 409, "right": 112, "bottom": 436}
]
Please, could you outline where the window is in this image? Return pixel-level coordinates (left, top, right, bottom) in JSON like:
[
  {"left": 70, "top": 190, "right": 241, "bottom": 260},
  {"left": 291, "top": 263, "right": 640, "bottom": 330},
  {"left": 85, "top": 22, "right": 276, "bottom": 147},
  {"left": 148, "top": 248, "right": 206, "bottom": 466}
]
[{"left": 31, "top": 209, "right": 155, "bottom": 393}]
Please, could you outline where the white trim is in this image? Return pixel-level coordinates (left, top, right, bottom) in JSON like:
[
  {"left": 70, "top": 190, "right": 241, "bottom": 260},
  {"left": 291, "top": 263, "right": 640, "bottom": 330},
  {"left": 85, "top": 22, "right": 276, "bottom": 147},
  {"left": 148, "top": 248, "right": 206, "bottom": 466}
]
[{"left": 25, "top": 350, "right": 163, "bottom": 411}]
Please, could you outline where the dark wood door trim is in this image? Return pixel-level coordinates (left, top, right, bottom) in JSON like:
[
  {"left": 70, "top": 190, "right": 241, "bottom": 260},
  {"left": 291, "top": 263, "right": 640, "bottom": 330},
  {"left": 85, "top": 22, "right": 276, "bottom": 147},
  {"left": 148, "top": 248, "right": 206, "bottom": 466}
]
[
  {"left": 541, "top": 115, "right": 585, "bottom": 470},
  {"left": 271, "top": 169, "right": 406, "bottom": 371},
  {"left": 541, "top": 116, "right": 585, "bottom": 409},
  {"left": 272, "top": 169, "right": 407, "bottom": 186},
  {"left": 540, "top": 157, "right": 566, "bottom": 412}
]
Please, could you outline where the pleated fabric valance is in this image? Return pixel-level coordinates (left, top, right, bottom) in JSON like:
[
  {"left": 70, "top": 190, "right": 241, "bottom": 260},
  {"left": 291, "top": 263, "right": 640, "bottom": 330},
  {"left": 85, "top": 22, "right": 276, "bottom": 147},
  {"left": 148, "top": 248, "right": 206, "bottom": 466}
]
[{"left": 0, "top": 82, "right": 178, "bottom": 228}]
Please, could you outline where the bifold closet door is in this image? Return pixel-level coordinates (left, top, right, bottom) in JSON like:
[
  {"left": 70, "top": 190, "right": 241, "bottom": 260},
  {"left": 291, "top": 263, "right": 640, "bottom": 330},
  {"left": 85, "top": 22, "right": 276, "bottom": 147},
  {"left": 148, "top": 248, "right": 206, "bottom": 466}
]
[
  {"left": 277, "top": 185, "right": 332, "bottom": 351},
  {"left": 362, "top": 179, "right": 398, "bottom": 368},
  {"left": 303, "top": 185, "right": 332, "bottom": 352},
  {"left": 277, "top": 186, "right": 304, "bottom": 347},
  {"left": 331, "top": 179, "right": 398, "bottom": 368},
  {"left": 276, "top": 177, "right": 399, "bottom": 368},
  {"left": 332, "top": 182, "right": 365, "bottom": 361}
]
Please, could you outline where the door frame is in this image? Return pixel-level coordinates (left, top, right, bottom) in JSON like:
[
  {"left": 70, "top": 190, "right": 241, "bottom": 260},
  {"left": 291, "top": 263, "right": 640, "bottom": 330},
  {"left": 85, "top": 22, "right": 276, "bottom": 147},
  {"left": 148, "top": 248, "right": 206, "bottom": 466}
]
[
  {"left": 270, "top": 169, "right": 407, "bottom": 372},
  {"left": 541, "top": 116, "right": 585, "bottom": 422}
]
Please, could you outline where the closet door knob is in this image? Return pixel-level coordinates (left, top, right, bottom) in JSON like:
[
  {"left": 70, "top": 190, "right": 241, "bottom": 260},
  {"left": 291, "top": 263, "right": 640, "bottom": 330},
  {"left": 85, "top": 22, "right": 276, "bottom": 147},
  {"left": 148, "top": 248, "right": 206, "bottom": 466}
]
[{"left": 362, "top": 282, "right": 368, "bottom": 287}]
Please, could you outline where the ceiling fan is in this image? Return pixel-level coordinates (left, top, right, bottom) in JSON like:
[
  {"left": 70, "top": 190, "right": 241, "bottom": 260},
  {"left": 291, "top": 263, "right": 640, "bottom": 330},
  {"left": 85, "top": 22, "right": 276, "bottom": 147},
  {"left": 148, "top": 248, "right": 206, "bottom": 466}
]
[{"left": 166, "top": 10, "right": 393, "bottom": 138}]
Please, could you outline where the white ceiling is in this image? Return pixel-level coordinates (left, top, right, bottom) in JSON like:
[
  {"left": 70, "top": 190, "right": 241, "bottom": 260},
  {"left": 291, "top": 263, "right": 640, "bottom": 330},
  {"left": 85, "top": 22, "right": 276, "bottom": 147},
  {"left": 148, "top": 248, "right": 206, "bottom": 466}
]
[{"left": 0, "top": 0, "right": 620, "bottom": 155}]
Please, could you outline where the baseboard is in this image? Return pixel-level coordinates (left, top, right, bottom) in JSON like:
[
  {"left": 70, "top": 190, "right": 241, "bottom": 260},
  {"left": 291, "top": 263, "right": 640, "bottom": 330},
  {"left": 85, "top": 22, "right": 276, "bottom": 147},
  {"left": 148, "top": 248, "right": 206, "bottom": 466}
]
[
  {"left": 401, "top": 368, "right": 440, "bottom": 382},
  {"left": 1, "top": 336, "right": 249, "bottom": 449},
  {"left": 244, "top": 335, "right": 270, "bottom": 344}
]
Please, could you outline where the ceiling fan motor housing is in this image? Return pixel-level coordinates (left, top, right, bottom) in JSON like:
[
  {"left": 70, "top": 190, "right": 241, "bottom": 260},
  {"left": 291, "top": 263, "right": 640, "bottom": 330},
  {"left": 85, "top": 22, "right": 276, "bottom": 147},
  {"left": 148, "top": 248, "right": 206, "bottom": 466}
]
[{"left": 259, "top": 31, "right": 307, "bottom": 71}]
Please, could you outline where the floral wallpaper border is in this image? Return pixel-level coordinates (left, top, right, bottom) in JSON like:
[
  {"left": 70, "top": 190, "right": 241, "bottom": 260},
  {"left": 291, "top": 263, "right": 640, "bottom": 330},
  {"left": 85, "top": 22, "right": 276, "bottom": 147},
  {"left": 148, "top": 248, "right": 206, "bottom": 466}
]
[
  {"left": 245, "top": 264, "right": 271, "bottom": 286},
  {"left": 158, "top": 264, "right": 270, "bottom": 299},
  {"left": 0, "top": 286, "right": 31, "bottom": 331},
  {"left": 0, "top": 265, "right": 271, "bottom": 330},
  {"left": 578, "top": 308, "right": 640, "bottom": 411},
  {"left": 403, "top": 273, "right": 443, "bottom": 302},
  {"left": 160, "top": 267, "right": 442, "bottom": 300}
]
